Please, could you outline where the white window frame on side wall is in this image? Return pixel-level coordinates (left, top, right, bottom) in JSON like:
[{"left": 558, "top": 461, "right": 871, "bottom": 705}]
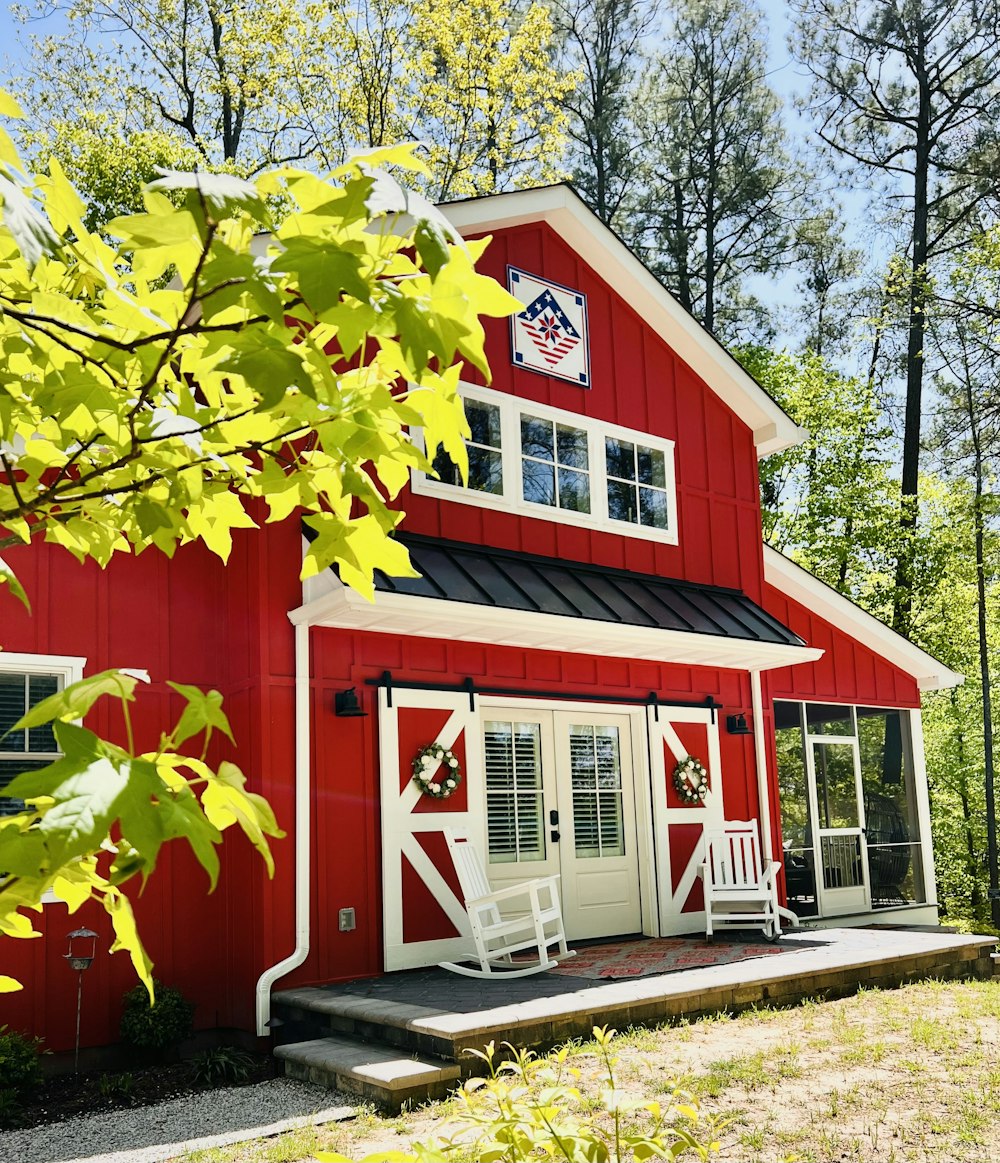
[
  {"left": 0, "top": 652, "right": 87, "bottom": 904},
  {"left": 410, "top": 382, "right": 679, "bottom": 546}
]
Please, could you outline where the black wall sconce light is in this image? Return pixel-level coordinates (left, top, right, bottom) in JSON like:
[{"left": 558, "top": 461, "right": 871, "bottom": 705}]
[
  {"left": 335, "top": 687, "right": 368, "bottom": 717},
  {"left": 726, "top": 712, "right": 752, "bottom": 735}
]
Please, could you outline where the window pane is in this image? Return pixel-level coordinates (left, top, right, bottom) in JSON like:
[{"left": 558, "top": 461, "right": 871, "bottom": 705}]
[
  {"left": 857, "top": 707, "right": 924, "bottom": 905},
  {"left": 521, "top": 415, "right": 554, "bottom": 462},
  {"left": 569, "top": 725, "right": 624, "bottom": 859},
  {"left": 556, "top": 424, "right": 589, "bottom": 469},
  {"left": 467, "top": 399, "right": 502, "bottom": 449},
  {"left": 605, "top": 437, "right": 635, "bottom": 481},
  {"left": 813, "top": 742, "right": 860, "bottom": 829},
  {"left": 637, "top": 445, "right": 666, "bottom": 488},
  {"left": 523, "top": 458, "right": 555, "bottom": 505},
  {"left": 468, "top": 447, "right": 504, "bottom": 494},
  {"left": 484, "top": 721, "right": 545, "bottom": 864},
  {"left": 775, "top": 704, "right": 810, "bottom": 849},
  {"left": 558, "top": 468, "right": 591, "bottom": 513},
  {"left": 27, "top": 675, "right": 58, "bottom": 754},
  {"left": 0, "top": 674, "right": 26, "bottom": 752},
  {"left": 805, "top": 703, "right": 854, "bottom": 736},
  {"left": 784, "top": 848, "right": 819, "bottom": 918},
  {"left": 0, "top": 757, "right": 49, "bottom": 816},
  {"left": 638, "top": 487, "right": 668, "bottom": 529},
  {"left": 607, "top": 478, "right": 637, "bottom": 523}
]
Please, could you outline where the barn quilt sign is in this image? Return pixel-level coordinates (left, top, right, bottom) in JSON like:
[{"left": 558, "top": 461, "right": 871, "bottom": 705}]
[{"left": 508, "top": 267, "right": 591, "bottom": 387}]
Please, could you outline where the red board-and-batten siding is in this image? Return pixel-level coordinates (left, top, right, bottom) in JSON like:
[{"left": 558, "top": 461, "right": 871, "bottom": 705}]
[
  {"left": 401, "top": 222, "right": 768, "bottom": 602},
  {"left": 0, "top": 216, "right": 923, "bottom": 1051}
]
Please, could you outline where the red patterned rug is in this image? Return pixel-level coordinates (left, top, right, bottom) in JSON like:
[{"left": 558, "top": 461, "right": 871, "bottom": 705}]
[{"left": 546, "top": 937, "right": 789, "bottom": 979}]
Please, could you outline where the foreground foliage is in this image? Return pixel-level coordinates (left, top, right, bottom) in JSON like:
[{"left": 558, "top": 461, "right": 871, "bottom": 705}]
[
  {"left": 320, "top": 1027, "right": 721, "bottom": 1163},
  {"left": 0, "top": 90, "right": 519, "bottom": 993}
]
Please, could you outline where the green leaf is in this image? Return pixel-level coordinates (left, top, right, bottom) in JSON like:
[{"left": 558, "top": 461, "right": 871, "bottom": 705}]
[
  {"left": 166, "top": 682, "right": 235, "bottom": 746},
  {"left": 0, "top": 555, "right": 30, "bottom": 611},
  {"left": 271, "top": 237, "right": 370, "bottom": 312},
  {"left": 146, "top": 169, "right": 270, "bottom": 223},
  {"left": 14, "top": 670, "right": 139, "bottom": 730},
  {"left": 105, "top": 890, "right": 154, "bottom": 999},
  {"left": 0, "top": 173, "right": 62, "bottom": 266}
]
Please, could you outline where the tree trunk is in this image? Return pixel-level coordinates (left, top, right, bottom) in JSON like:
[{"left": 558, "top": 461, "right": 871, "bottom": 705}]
[
  {"left": 892, "top": 53, "right": 931, "bottom": 637},
  {"left": 966, "top": 380, "right": 1000, "bottom": 923}
]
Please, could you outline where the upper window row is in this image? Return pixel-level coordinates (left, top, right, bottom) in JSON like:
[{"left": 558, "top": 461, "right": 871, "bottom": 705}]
[{"left": 411, "top": 386, "right": 678, "bottom": 544}]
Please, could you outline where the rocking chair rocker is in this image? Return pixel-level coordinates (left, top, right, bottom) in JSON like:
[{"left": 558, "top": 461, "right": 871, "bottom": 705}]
[{"left": 439, "top": 830, "right": 576, "bottom": 978}]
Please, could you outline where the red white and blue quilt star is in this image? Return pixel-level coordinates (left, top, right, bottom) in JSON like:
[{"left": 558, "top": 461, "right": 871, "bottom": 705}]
[{"left": 508, "top": 267, "right": 590, "bottom": 387}]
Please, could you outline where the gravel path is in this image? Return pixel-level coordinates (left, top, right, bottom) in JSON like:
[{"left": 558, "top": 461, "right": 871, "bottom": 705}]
[{"left": 0, "top": 1078, "right": 357, "bottom": 1163}]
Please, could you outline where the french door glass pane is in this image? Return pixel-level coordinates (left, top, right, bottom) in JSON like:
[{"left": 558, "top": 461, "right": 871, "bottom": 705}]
[
  {"left": 812, "top": 742, "right": 860, "bottom": 828},
  {"left": 484, "top": 721, "right": 545, "bottom": 864},
  {"left": 569, "top": 724, "right": 624, "bottom": 859}
]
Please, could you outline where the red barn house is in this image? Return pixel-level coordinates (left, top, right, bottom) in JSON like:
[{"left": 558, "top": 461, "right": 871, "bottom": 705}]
[{"left": 1, "top": 185, "right": 960, "bottom": 1055}]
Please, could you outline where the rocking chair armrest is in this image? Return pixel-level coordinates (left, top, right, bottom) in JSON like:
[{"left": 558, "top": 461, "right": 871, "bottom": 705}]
[
  {"left": 466, "top": 875, "right": 561, "bottom": 908},
  {"left": 696, "top": 861, "right": 709, "bottom": 881},
  {"left": 761, "top": 860, "right": 782, "bottom": 886}
]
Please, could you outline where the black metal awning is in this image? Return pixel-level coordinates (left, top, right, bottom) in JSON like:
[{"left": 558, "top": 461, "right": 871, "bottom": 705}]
[{"left": 373, "top": 535, "right": 804, "bottom": 648}]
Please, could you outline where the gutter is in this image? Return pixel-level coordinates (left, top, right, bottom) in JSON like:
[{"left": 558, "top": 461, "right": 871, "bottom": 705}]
[{"left": 254, "top": 620, "right": 312, "bottom": 1036}]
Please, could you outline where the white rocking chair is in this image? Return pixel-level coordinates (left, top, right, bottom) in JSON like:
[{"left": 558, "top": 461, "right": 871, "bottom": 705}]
[
  {"left": 439, "top": 830, "right": 576, "bottom": 978},
  {"left": 698, "top": 820, "right": 782, "bottom": 942}
]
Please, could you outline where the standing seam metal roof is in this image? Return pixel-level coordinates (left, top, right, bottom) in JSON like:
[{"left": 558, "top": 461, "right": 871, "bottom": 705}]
[{"left": 372, "top": 535, "right": 805, "bottom": 648}]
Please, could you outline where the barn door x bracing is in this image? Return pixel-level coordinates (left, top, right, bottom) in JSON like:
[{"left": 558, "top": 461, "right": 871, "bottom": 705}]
[
  {"left": 647, "top": 706, "right": 725, "bottom": 935},
  {"left": 379, "top": 689, "right": 484, "bottom": 971}
]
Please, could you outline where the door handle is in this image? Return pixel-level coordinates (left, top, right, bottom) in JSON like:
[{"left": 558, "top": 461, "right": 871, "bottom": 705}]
[{"left": 550, "top": 809, "right": 559, "bottom": 826}]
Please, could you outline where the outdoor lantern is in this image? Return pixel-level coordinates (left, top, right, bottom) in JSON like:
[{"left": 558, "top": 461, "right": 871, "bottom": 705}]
[
  {"left": 334, "top": 687, "right": 368, "bottom": 717},
  {"left": 726, "top": 712, "right": 752, "bottom": 736},
  {"left": 64, "top": 928, "right": 98, "bottom": 971},
  {"left": 64, "top": 928, "right": 99, "bottom": 1072}
]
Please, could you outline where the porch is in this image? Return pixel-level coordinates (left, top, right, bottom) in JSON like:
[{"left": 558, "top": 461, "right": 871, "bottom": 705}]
[{"left": 272, "top": 925, "right": 998, "bottom": 1110}]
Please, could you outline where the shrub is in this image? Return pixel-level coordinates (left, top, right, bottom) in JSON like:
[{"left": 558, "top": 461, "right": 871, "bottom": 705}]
[
  {"left": 97, "top": 1072, "right": 136, "bottom": 1105},
  {"left": 119, "top": 981, "right": 195, "bottom": 1052},
  {"left": 189, "top": 1046, "right": 256, "bottom": 1087},
  {"left": 0, "top": 1027, "right": 42, "bottom": 1092},
  {"left": 0, "top": 1087, "right": 23, "bottom": 1129}
]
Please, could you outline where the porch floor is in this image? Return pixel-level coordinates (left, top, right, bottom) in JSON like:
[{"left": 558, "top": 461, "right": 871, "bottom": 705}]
[{"left": 273, "top": 926, "right": 998, "bottom": 1090}]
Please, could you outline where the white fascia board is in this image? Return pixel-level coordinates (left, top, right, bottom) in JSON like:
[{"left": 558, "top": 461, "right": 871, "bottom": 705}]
[
  {"left": 762, "top": 545, "right": 963, "bottom": 693},
  {"left": 440, "top": 185, "right": 807, "bottom": 459},
  {"left": 290, "top": 583, "right": 824, "bottom": 674}
]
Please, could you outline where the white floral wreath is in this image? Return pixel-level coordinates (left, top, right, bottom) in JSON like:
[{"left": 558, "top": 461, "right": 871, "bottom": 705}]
[
  {"left": 673, "top": 755, "right": 709, "bottom": 804},
  {"left": 412, "top": 742, "right": 463, "bottom": 799}
]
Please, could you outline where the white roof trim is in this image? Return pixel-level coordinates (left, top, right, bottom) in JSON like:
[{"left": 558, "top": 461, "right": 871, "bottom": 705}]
[
  {"left": 763, "top": 546, "right": 963, "bottom": 693},
  {"left": 291, "top": 577, "right": 824, "bottom": 674},
  {"left": 440, "top": 185, "right": 807, "bottom": 458}
]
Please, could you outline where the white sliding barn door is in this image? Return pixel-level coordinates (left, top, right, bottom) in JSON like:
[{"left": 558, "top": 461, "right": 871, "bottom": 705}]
[
  {"left": 379, "top": 689, "right": 484, "bottom": 970},
  {"left": 647, "top": 707, "right": 725, "bottom": 935}
]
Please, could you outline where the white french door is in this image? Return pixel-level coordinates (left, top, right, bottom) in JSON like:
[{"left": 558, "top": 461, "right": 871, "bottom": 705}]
[{"left": 482, "top": 708, "right": 643, "bottom": 939}]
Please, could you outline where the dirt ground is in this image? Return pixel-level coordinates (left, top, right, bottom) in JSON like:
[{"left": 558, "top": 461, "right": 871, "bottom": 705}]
[{"left": 184, "top": 976, "right": 1000, "bottom": 1163}]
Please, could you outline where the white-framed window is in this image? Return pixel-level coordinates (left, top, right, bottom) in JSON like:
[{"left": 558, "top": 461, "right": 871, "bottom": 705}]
[
  {"left": 0, "top": 653, "right": 86, "bottom": 816},
  {"left": 414, "top": 383, "right": 679, "bottom": 545}
]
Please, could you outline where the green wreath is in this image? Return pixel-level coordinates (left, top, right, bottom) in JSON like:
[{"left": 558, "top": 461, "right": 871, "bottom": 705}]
[
  {"left": 673, "top": 755, "right": 709, "bottom": 804},
  {"left": 412, "top": 742, "right": 463, "bottom": 799}
]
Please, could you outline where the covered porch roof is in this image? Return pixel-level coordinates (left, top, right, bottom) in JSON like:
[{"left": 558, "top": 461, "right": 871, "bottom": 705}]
[{"left": 295, "top": 535, "right": 823, "bottom": 673}]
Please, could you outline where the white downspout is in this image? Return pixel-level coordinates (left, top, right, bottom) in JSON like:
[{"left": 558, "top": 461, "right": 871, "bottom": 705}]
[
  {"left": 255, "top": 620, "right": 312, "bottom": 1035},
  {"left": 749, "top": 667, "right": 800, "bottom": 929}
]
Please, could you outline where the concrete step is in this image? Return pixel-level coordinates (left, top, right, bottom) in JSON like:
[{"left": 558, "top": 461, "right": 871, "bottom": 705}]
[
  {"left": 272, "top": 986, "right": 458, "bottom": 1060},
  {"left": 275, "top": 1034, "right": 462, "bottom": 1112}
]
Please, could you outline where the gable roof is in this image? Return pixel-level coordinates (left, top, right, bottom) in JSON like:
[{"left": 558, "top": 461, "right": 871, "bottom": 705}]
[
  {"left": 762, "top": 545, "right": 963, "bottom": 693},
  {"left": 440, "top": 183, "right": 806, "bottom": 458}
]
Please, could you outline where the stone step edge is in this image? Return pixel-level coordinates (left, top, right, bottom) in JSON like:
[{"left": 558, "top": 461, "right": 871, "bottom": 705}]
[{"left": 275, "top": 1034, "right": 462, "bottom": 1095}]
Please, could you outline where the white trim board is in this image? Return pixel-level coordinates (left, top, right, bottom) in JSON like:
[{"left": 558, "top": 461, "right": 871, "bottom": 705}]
[
  {"left": 762, "top": 546, "right": 962, "bottom": 692},
  {"left": 291, "top": 582, "right": 824, "bottom": 674},
  {"left": 438, "top": 185, "right": 806, "bottom": 459}
]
